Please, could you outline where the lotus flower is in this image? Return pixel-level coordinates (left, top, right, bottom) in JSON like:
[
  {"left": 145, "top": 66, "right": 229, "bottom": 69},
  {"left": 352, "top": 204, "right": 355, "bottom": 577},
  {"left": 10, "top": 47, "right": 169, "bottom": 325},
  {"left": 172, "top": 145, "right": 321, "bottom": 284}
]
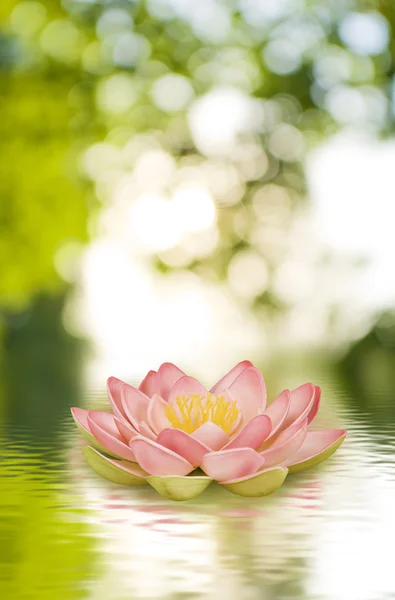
[{"left": 71, "top": 361, "right": 346, "bottom": 501}]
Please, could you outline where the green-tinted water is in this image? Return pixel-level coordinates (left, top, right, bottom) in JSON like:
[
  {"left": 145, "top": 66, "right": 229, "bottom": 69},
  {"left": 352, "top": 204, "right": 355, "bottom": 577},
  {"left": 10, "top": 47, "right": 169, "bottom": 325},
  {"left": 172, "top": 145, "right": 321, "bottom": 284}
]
[{"left": 1, "top": 380, "right": 394, "bottom": 600}]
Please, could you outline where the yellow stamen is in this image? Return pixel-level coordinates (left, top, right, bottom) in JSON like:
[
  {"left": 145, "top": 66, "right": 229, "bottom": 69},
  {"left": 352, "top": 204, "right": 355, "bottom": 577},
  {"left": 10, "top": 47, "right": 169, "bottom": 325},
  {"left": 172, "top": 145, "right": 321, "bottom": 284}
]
[{"left": 165, "top": 393, "right": 240, "bottom": 434}]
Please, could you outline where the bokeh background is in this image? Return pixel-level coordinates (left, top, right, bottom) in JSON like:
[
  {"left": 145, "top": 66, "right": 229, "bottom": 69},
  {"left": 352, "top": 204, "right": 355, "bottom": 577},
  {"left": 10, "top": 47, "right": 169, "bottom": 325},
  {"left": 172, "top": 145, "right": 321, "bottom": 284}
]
[{"left": 1, "top": 1, "right": 395, "bottom": 599}]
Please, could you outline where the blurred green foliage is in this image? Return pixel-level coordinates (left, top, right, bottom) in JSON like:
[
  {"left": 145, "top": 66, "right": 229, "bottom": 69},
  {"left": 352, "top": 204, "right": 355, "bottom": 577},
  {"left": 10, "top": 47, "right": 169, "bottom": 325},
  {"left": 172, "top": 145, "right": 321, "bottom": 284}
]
[
  {"left": 1, "top": 0, "right": 395, "bottom": 313},
  {"left": 0, "top": 0, "right": 91, "bottom": 309},
  {"left": 1, "top": 0, "right": 395, "bottom": 409}
]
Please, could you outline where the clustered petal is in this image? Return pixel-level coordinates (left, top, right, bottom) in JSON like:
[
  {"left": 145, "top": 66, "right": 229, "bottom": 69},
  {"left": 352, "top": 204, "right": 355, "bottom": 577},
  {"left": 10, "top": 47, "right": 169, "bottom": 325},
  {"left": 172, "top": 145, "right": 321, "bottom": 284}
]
[{"left": 71, "top": 361, "right": 346, "bottom": 500}]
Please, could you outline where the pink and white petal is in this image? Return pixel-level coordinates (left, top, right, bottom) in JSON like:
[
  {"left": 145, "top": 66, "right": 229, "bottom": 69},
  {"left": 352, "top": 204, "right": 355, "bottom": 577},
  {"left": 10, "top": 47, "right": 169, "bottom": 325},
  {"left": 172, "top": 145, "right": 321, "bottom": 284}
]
[
  {"left": 280, "top": 383, "right": 315, "bottom": 431},
  {"left": 87, "top": 410, "right": 122, "bottom": 438},
  {"left": 71, "top": 406, "right": 91, "bottom": 434},
  {"left": 220, "top": 466, "right": 288, "bottom": 497},
  {"left": 286, "top": 429, "right": 347, "bottom": 473},
  {"left": 138, "top": 370, "right": 159, "bottom": 398},
  {"left": 261, "top": 419, "right": 308, "bottom": 468},
  {"left": 227, "top": 366, "right": 267, "bottom": 423},
  {"left": 264, "top": 389, "right": 290, "bottom": 438},
  {"left": 156, "top": 428, "right": 210, "bottom": 467},
  {"left": 83, "top": 446, "right": 148, "bottom": 486},
  {"left": 229, "top": 410, "right": 243, "bottom": 435},
  {"left": 107, "top": 376, "right": 127, "bottom": 420},
  {"left": 138, "top": 421, "right": 157, "bottom": 441},
  {"left": 71, "top": 407, "right": 115, "bottom": 455},
  {"left": 157, "top": 362, "right": 186, "bottom": 401},
  {"left": 201, "top": 447, "right": 265, "bottom": 482},
  {"left": 87, "top": 411, "right": 137, "bottom": 462},
  {"left": 121, "top": 384, "right": 150, "bottom": 430},
  {"left": 223, "top": 414, "right": 272, "bottom": 451},
  {"left": 129, "top": 436, "right": 194, "bottom": 476},
  {"left": 210, "top": 360, "right": 253, "bottom": 394},
  {"left": 308, "top": 386, "right": 321, "bottom": 424},
  {"left": 114, "top": 416, "right": 139, "bottom": 443},
  {"left": 168, "top": 375, "right": 207, "bottom": 404},
  {"left": 191, "top": 421, "right": 229, "bottom": 450},
  {"left": 147, "top": 475, "right": 212, "bottom": 501},
  {"left": 147, "top": 394, "right": 172, "bottom": 435}
]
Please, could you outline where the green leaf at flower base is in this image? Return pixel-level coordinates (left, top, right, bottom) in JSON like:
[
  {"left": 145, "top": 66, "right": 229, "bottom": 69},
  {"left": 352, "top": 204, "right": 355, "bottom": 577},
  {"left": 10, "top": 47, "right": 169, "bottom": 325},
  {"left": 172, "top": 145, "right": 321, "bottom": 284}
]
[
  {"left": 83, "top": 446, "right": 148, "bottom": 486},
  {"left": 147, "top": 474, "right": 213, "bottom": 501},
  {"left": 288, "top": 433, "right": 346, "bottom": 474},
  {"left": 221, "top": 467, "right": 288, "bottom": 497}
]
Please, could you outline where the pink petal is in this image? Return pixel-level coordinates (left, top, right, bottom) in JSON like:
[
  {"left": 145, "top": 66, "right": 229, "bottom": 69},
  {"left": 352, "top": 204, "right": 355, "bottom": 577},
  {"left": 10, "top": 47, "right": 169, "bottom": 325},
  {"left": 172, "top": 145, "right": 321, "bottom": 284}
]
[
  {"left": 229, "top": 409, "right": 243, "bottom": 435},
  {"left": 210, "top": 360, "right": 253, "bottom": 394},
  {"left": 261, "top": 419, "right": 308, "bottom": 467},
  {"left": 280, "top": 383, "right": 315, "bottom": 431},
  {"left": 138, "top": 421, "right": 157, "bottom": 441},
  {"left": 263, "top": 389, "right": 290, "bottom": 437},
  {"left": 121, "top": 384, "right": 150, "bottom": 431},
  {"left": 107, "top": 376, "right": 127, "bottom": 420},
  {"left": 87, "top": 411, "right": 137, "bottom": 462},
  {"left": 308, "top": 385, "right": 321, "bottom": 424},
  {"left": 147, "top": 394, "right": 172, "bottom": 435},
  {"left": 156, "top": 428, "right": 210, "bottom": 467},
  {"left": 285, "top": 429, "right": 346, "bottom": 468},
  {"left": 129, "top": 436, "right": 194, "bottom": 476},
  {"left": 113, "top": 416, "right": 139, "bottom": 442},
  {"left": 168, "top": 375, "right": 207, "bottom": 404},
  {"left": 71, "top": 406, "right": 91, "bottom": 433},
  {"left": 201, "top": 448, "right": 265, "bottom": 482},
  {"left": 138, "top": 370, "right": 158, "bottom": 397},
  {"left": 87, "top": 410, "right": 121, "bottom": 437},
  {"left": 227, "top": 366, "right": 266, "bottom": 423},
  {"left": 191, "top": 421, "right": 229, "bottom": 450},
  {"left": 157, "top": 362, "right": 186, "bottom": 400},
  {"left": 223, "top": 414, "right": 272, "bottom": 450}
]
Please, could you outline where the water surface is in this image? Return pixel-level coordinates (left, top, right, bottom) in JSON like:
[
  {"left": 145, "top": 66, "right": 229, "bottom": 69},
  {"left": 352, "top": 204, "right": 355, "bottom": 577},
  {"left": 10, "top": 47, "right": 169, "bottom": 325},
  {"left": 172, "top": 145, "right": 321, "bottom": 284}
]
[{"left": 1, "top": 382, "right": 394, "bottom": 600}]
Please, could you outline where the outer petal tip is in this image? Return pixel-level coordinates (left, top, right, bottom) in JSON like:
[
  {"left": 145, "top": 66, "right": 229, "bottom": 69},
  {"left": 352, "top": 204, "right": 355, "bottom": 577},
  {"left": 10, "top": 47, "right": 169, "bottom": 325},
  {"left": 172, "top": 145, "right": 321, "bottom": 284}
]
[{"left": 287, "top": 429, "right": 347, "bottom": 473}]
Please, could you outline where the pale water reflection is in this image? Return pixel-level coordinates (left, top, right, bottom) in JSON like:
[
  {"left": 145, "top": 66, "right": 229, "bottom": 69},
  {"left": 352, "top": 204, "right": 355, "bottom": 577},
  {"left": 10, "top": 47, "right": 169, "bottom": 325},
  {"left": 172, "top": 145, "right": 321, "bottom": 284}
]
[{"left": 2, "top": 388, "right": 395, "bottom": 600}]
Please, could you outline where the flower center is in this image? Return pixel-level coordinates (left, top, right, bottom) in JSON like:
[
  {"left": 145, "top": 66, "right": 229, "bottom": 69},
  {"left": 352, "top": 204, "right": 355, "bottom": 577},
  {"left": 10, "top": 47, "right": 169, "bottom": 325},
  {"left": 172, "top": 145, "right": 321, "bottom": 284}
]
[{"left": 164, "top": 393, "right": 240, "bottom": 434}]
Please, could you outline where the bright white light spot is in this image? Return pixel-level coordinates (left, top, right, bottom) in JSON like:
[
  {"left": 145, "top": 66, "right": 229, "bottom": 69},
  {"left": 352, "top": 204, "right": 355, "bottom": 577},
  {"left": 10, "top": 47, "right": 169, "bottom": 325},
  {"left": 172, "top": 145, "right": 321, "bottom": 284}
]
[
  {"left": 172, "top": 186, "right": 216, "bottom": 233},
  {"left": 128, "top": 194, "right": 182, "bottom": 252},
  {"left": 127, "top": 187, "right": 215, "bottom": 253},
  {"left": 131, "top": 150, "right": 176, "bottom": 190},
  {"left": 339, "top": 12, "right": 389, "bottom": 56},
  {"left": 188, "top": 87, "right": 264, "bottom": 156},
  {"left": 152, "top": 74, "right": 194, "bottom": 112}
]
